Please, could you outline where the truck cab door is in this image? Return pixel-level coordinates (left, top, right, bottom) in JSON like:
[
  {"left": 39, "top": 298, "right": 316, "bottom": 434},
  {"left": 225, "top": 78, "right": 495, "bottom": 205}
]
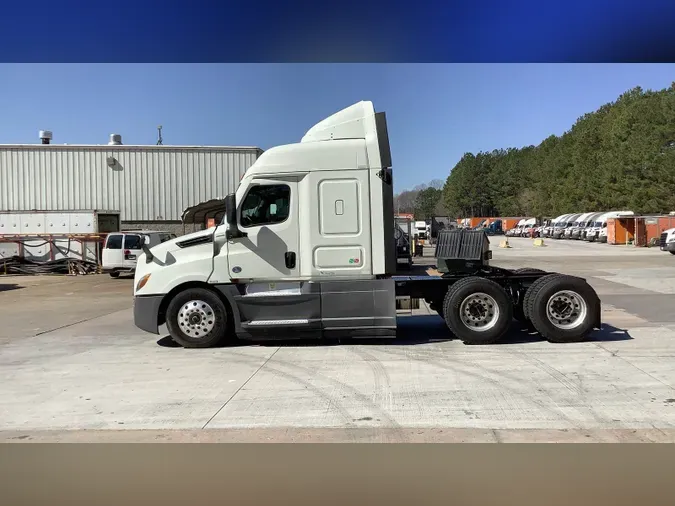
[{"left": 211, "top": 177, "right": 300, "bottom": 283}]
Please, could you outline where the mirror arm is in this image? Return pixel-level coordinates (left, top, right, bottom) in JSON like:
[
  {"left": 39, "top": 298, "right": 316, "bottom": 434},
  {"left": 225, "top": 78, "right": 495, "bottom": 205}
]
[{"left": 141, "top": 240, "right": 154, "bottom": 263}]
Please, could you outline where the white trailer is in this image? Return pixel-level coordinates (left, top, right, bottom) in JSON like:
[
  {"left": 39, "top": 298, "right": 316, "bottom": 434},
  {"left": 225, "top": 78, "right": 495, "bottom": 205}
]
[
  {"left": 0, "top": 209, "right": 119, "bottom": 263},
  {"left": 132, "top": 101, "right": 601, "bottom": 348}
]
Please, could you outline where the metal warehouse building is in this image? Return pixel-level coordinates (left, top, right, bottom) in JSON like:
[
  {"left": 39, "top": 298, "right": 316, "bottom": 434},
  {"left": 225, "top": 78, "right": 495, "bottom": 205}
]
[{"left": 0, "top": 134, "right": 262, "bottom": 235}]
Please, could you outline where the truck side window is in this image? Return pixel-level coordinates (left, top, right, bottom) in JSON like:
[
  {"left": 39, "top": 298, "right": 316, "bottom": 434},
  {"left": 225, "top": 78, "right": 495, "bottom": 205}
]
[{"left": 240, "top": 184, "right": 290, "bottom": 227}]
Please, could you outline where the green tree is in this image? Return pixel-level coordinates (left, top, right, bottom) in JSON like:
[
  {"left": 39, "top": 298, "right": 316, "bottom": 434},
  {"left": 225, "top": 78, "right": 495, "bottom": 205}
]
[
  {"left": 414, "top": 187, "right": 442, "bottom": 220},
  {"left": 439, "top": 83, "right": 675, "bottom": 218}
]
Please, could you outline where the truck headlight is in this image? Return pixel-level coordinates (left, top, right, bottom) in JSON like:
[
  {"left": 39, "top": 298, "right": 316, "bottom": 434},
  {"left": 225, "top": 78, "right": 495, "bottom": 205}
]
[{"left": 668, "top": 236, "right": 675, "bottom": 244}]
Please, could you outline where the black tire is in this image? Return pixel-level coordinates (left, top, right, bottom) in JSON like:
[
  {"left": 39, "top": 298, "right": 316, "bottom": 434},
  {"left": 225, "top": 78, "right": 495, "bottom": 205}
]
[
  {"left": 670, "top": 251, "right": 675, "bottom": 256},
  {"left": 526, "top": 275, "right": 599, "bottom": 343},
  {"left": 522, "top": 273, "right": 565, "bottom": 322},
  {"left": 511, "top": 268, "right": 546, "bottom": 322},
  {"left": 109, "top": 272, "right": 120, "bottom": 278},
  {"left": 165, "top": 288, "right": 230, "bottom": 348},
  {"left": 443, "top": 277, "right": 513, "bottom": 345}
]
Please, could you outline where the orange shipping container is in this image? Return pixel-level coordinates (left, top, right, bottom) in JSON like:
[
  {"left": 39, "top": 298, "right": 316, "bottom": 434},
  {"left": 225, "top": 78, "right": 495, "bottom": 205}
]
[
  {"left": 658, "top": 216, "right": 675, "bottom": 233},
  {"left": 502, "top": 218, "right": 521, "bottom": 231},
  {"left": 607, "top": 218, "right": 616, "bottom": 244},
  {"left": 608, "top": 217, "right": 636, "bottom": 245}
]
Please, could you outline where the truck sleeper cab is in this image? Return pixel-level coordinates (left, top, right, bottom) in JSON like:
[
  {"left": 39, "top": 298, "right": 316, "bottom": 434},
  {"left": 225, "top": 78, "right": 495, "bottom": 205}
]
[
  {"left": 552, "top": 213, "right": 581, "bottom": 239},
  {"left": 565, "top": 212, "right": 593, "bottom": 239},
  {"left": 574, "top": 212, "right": 603, "bottom": 240},
  {"left": 132, "top": 101, "right": 601, "bottom": 348},
  {"left": 544, "top": 214, "right": 568, "bottom": 238}
]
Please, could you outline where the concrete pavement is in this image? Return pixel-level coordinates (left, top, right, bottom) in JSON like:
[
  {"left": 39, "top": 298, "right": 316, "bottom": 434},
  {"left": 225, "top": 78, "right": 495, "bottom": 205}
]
[{"left": 2, "top": 237, "right": 675, "bottom": 442}]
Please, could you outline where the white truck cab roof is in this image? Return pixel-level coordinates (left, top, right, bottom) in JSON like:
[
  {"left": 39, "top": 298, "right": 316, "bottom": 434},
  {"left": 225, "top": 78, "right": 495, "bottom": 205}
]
[
  {"left": 553, "top": 214, "right": 573, "bottom": 227},
  {"left": 594, "top": 210, "right": 634, "bottom": 225},
  {"left": 574, "top": 212, "right": 595, "bottom": 225}
]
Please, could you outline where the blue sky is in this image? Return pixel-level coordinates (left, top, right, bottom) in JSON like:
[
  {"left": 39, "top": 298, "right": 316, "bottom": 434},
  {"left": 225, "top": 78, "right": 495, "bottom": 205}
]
[{"left": 1, "top": 64, "right": 674, "bottom": 192}]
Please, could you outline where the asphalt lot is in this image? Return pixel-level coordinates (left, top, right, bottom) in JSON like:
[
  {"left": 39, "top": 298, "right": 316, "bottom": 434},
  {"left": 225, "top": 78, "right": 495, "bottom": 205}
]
[{"left": 2, "top": 236, "right": 675, "bottom": 443}]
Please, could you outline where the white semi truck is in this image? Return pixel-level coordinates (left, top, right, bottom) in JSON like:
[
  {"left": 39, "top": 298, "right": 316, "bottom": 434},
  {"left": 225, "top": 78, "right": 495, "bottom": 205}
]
[
  {"left": 660, "top": 228, "right": 675, "bottom": 254},
  {"left": 132, "top": 101, "right": 601, "bottom": 348}
]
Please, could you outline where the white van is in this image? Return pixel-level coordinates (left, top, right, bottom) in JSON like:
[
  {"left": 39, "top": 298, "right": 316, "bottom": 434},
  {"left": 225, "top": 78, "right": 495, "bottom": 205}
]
[{"left": 102, "top": 230, "right": 176, "bottom": 277}]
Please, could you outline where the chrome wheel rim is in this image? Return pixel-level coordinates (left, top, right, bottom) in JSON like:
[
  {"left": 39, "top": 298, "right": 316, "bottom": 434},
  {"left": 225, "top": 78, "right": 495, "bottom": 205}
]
[
  {"left": 459, "top": 292, "right": 499, "bottom": 332},
  {"left": 178, "top": 300, "right": 216, "bottom": 338},
  {"left": 545, "top": 290, "right": 587, "bottom": 330}
]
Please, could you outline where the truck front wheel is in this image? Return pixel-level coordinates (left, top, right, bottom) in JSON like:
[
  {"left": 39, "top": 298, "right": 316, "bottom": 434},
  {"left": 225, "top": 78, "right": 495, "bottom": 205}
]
[
  {"left": 165, "top": 288, "right": 230, "bottom": 348},
  {"left": 443, "top": 277, "right": 513, "bottom": 344}
]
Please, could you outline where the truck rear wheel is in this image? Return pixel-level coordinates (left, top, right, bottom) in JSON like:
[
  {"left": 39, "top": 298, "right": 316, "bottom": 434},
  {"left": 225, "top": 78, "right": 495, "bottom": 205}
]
[
  {"left": 511, "top": 268, "right": 545, "bottom": 322},
  {"left": 522, "top": 273, "right": 564, "bottom": 322},
  {"left": 443, "top": 277, "right": 513, "bottom": 344},
  {"left": 165, "top": 288, "right": 229, "bottom": 348},
  {"left": 526, "top": 275, "right": 599, "bottom": 343}
]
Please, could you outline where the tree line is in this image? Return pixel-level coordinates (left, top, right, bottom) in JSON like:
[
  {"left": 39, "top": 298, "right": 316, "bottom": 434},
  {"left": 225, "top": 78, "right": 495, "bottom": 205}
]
[{"left": 396, "top": 83, "right": 675, "bottom": 220}]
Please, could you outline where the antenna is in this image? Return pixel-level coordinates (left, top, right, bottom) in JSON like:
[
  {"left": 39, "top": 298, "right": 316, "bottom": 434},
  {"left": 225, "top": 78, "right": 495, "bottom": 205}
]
[{"left": 156, "top": 125, "right": 163, "bottom": 145}]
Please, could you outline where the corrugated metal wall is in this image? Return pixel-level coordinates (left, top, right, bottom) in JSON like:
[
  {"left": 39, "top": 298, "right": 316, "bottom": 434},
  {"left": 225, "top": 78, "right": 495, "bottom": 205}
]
[{"left": 0, "top": 146, "right": 261, "bottom": 221}]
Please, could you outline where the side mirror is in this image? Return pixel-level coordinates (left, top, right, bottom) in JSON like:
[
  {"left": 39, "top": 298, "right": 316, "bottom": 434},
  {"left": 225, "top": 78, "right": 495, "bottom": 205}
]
[
  {"left": 225, "top": 193, "right": 247, "bottom": 239},
  {"left": 225, "top": 193, "right": 237, "bottom": 227},
  {"left": 141, "top": 235, "right": 154, "bottom": 263}
]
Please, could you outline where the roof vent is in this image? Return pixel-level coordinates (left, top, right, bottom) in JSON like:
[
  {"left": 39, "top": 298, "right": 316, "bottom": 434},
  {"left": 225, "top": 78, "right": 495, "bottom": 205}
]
[
  {"left": 108, "top": 134, "right": 122, "bottom": 145},
  {"left": 39, "top": 130, "right": 53, "bottom": 145}
]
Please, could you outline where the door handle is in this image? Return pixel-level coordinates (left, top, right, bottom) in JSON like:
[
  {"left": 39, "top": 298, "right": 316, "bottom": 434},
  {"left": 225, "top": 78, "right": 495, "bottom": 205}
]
[{"left": 285, "top": 251, "right": 296, "bottom": 269}]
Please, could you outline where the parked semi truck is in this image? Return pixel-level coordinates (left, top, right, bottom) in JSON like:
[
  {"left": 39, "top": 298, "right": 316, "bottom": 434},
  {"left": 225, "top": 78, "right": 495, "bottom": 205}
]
[
  {"left": 661, "top": 228, "right": 675, "bottom": 255},
  {"left": 132, "top": 101, "right": 601, "bottom": 348}
]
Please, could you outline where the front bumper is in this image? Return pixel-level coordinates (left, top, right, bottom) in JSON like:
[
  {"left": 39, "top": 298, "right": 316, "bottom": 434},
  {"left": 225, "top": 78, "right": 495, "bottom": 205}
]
[
  {"left": 664, "top": 242, "right": 675, "bottom": 252},
  {"left": 133, "top": 295, "right": 164, "bottom": 334}
]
